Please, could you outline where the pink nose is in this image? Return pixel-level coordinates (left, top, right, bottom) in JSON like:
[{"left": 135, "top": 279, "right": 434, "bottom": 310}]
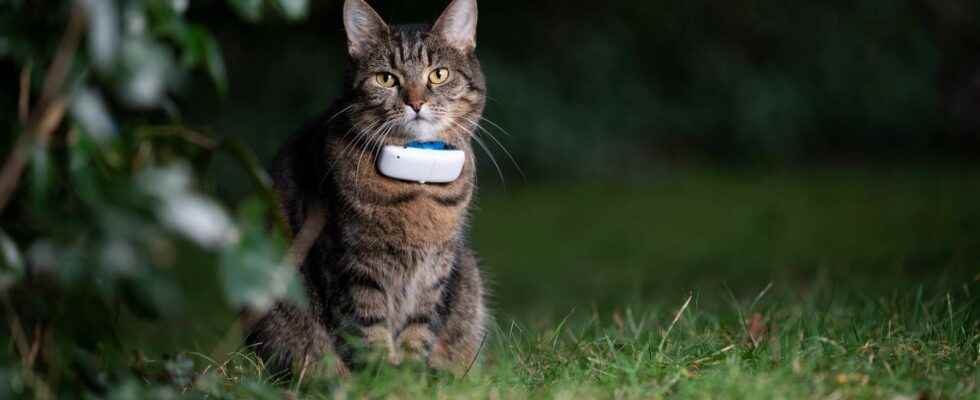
[{"left": 406, "top": 99, "right": 425, "bottom": 112}]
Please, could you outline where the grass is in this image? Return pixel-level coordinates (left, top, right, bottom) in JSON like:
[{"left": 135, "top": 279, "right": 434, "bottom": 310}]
[{"left": 121, "top": 166, "right": 980, "bottom": 398}]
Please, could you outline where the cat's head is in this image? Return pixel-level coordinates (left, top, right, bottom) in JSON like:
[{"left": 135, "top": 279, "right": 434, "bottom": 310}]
[{"left": 341, "top": 0, "right": 485, "bottom": 145}]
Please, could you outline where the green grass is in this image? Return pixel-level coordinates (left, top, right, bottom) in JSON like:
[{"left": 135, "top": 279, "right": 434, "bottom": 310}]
[{"left": 121, "top": 167, "right": 980, "bottom": 398}]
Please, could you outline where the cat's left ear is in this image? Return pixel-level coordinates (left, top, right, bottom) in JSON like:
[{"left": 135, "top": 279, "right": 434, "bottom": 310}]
[
  {"left": 433, "top": 0, "right": 478, "bottom": 53},
  {"left": 344, "top": 0, "right": 389, "bottom": 57}
]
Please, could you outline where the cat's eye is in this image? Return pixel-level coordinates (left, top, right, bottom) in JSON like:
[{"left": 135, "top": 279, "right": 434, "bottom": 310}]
[
  {"left": 375, "top": 72, "right": 398, "bottom": 88},
  {"left": 428, "top": 68, "right": 451, "bottom": 85}
]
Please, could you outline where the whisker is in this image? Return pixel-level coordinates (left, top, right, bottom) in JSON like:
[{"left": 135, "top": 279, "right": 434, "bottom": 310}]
[
  {"left": 333, "top": 119, "right": 381, "bottom": 170},
  {"left": 471, "top": 134, "right": 506, "bottom": 185},
  {"left": 478, "top": 116, "right": 512, "bottom": 137},
  {"left": 321, "top": 118, "right": 381, "bottom": 189},
  {"left": 445, "top": 117, "right": 506, "bottom": 185},
  {"left": 325, "top": 104, "right": 355, "bottom": 125},
  {"left": 353, "top": 121, "right": 386, "bottom": 196},
  {"left": 458, "top": 115, "right": 525, "bottom": 180}
]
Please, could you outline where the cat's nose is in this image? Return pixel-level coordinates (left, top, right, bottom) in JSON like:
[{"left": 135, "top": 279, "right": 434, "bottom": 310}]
[{"left": 405, "top": 98, "right": 426, "bottom": 113}]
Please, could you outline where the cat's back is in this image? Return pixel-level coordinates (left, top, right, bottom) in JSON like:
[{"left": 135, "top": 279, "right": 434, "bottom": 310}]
[{"left": 270, "top": 108, "right": 339, "bottom": 233}]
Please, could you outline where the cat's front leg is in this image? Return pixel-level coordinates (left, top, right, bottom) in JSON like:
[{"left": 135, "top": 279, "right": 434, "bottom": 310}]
[
  {"left": 345, "top": 270, "right": 403, "bottom": 365},
  {"left": 427, "top": 251, "right": 487, "bottom": 374}
]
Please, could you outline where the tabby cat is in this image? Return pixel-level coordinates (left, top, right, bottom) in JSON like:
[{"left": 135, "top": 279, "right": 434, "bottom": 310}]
[{"left": 245, "top": 0, "right": 488, "bottom": 376}]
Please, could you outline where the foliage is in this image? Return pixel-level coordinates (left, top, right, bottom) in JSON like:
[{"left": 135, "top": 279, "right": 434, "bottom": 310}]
[{"left": 0, "top": 0, "right": 308, "bottom": 398}]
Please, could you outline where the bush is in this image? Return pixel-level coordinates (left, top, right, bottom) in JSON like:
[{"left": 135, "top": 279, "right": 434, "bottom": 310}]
[{"left": 0, "top": 1, "right": 309, "bottom": 397}]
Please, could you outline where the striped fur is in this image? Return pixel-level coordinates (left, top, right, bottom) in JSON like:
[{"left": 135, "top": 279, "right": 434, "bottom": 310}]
[{"left": 246, "top": 0, "right": 487, "bottom": 377}]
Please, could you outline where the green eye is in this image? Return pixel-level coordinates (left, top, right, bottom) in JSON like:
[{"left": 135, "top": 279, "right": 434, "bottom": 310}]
[
  {"left": 428, "top": 68, "right": 450, "bottom": 85},
  {"left": 375, "top": 72, "right": 398, "bottom": 88}
]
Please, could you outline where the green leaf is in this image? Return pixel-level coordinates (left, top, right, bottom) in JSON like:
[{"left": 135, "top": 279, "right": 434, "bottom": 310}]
[
  {"left": 0, "top": 229, "right": 24, "bottom": 291},
  {"left": 116, "top": 37, "right": 176, "bottom": 108},
  {"left": 28, "top": 145, "right": 52, "bottom": 210},
  {"left": 70, "top": 87, "right": 118, "bottom": 142},
  {"left": 78, "top": 0, "right": 120, "bottom": 71},
  {"left": 219, "top": 197, "right": 303, "bottom": 312},
  {"left": 156, "top": 17, "right": 227, "bottom": 96},
  {"left": 227, "top": 0, "right": 264, "bottom": 22},
  {"left": 68, "top": 133, "right": 104, "bottom": 205},
  {"left": 193, "top": 27, "right": 228, "bottom": 95},
  {"left": 274, "top": 0, "right": 308, "bottom": 21}
]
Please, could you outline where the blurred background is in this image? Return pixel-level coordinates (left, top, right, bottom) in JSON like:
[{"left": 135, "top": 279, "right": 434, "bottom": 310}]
[
  {"left": 183, "top": 0, "right": 980, "bottom": 185},
  {"left": 178, "top": 0, "right": 980, "bottom": 314}
]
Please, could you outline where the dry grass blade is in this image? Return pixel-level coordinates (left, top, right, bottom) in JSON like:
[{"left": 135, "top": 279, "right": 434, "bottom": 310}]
[
  {"left": 462, "top": 332, "right": 488, "bottom": 378},
  {"left": 658, "top": 292, "right": 693, "bottom": 354}
]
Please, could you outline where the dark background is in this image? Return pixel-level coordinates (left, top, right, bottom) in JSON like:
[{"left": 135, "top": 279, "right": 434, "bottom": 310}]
[
  {"left": 179, "top": 0, "right": 980, "bottom": 197},
  {"left": 169, "top": 0, "right": 980, "bottom": 316}
]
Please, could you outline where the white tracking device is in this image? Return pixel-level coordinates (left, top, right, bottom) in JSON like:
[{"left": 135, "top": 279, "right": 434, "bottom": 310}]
[{"left": 377, "top": 142, "right": 466, "bottom": 183}]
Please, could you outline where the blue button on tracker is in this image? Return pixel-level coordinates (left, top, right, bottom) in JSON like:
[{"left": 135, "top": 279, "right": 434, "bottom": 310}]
[{"left": 406, "top": 141, "right": 449, "bottom": 150}]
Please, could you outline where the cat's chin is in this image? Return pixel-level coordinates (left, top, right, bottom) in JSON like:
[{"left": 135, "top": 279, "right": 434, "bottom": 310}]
[{"left": 401, "top": 119, "right": 445, "bottom": 142}]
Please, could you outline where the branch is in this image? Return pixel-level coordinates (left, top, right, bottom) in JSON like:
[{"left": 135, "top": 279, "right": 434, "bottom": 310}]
[{"left": 0, "top": 6, "right": 84, "bottom": 213}]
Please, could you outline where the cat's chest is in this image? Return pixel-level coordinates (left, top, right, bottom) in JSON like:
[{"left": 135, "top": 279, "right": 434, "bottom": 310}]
[
  {"left": 381, "top": 251, "right": 451, "bottom": 319},
  {"left": 341, "top": 181, "right": 473, "bottom": 247}
]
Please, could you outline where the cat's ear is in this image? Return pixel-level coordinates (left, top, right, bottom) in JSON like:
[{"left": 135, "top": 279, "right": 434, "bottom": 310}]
[
  {"left": 343, "top": 0, "right": 389, "bottom": 57},
  {"left": 433, "top": 0, "right": 478, "bottom": 53}
]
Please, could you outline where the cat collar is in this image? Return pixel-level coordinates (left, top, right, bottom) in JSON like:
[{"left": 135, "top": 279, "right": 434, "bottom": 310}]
[{"left": 377, "top": 141, "right": 465, "bottom": 183}]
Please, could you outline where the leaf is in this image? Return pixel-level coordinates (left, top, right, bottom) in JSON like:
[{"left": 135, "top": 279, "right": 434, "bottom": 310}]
[
  {"left": 116, "top": 37, "right": 176, "bottom": 108},
  {"left": 274, "top": 0, "right": 309, "bottom": 21},
  {"left": 168, "top": 0, "right": 189, "bottom": 14},
  {"left": 70, "top": 87, "right": 118, "bottom": 142},
  {"left": 227, "top": 0, "right": 264, "bottom": 22},
  {"left": 187, "top": 26, "right": 227, "bottom": 95},
  {"left": 160, "top": 194, "right": 237, "bottom": 248},
  {"left": 28, "top": 145, "right": 53, "bottom": 210},
  {"left": 219, "top": 197, "right": 303, "bottom": 312},
  {"left": 78, "top": 0, "right": 120, "bottom": 72},
  {"left": 155, "top": 16, "right": 227, "bottom": 96},
  {"left": 138, "top": 164, "right": 239, "bottom": 249},
  {"left": 68, "top": 133, "right": 105, "bottom": 205},
  {"left": 0, "top": 229, "right": 24, "bottom": 291}
]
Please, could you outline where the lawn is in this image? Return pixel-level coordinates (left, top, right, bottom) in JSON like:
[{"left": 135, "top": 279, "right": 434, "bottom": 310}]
[{"left": 120, "top": 166, "right": 980, "bottom": 398}]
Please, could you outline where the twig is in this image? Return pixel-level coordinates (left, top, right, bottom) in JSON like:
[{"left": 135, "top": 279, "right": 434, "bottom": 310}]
[
  {"left": 137, "top": 126, "right": 219, "bottom": 150},
  {"left": 0, "top": 98, "right": 68, "bottom": 212},
  {"left": 284, "top": 207, "right": 326, "bottom": 267},
  {"left": 1, "top": 294, "right": 32, "bottom": 366},
  {"left": 0, "top": 6, "right": 84, "bottom": 213},
  {"left": 39, "top": 6, "right": 84, "bottom": 104},
  {"left": 18, "top": 64, "right": 31, "bottom": 125}
]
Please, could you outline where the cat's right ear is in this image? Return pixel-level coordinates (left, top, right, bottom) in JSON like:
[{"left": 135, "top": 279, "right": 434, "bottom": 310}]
[{"left": 343, "top": 0, "right": 389, "bottom": 57}]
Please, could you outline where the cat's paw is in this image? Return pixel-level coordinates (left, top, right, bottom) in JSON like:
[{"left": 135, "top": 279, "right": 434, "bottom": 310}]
[
  {"left": 361, "top": 325, "right": 403, "bottom": 365},
  {"left": 398, "top": 325, "right": 435, "bottom": 363}
]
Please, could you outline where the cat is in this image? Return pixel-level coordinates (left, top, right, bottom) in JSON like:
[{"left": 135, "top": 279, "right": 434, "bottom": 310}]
[{"left": 245, "top": 0, "right": 488, "bottom": 377}]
